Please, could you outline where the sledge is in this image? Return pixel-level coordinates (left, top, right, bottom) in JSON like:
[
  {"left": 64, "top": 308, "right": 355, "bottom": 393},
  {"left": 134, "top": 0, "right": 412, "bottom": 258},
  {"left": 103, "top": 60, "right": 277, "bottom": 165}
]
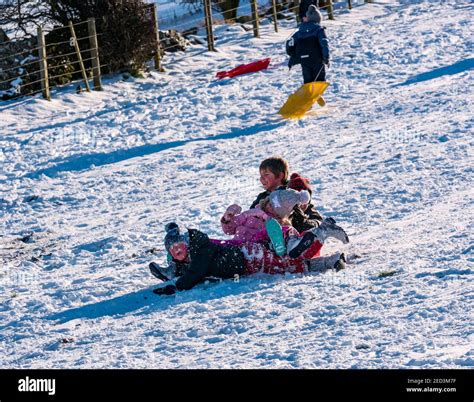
[
  {"left": 216, "top": 58, "right": 271, "bottom": 79},
  {"left": 278, "top": 81, "right": 329, "bottom": 119}
]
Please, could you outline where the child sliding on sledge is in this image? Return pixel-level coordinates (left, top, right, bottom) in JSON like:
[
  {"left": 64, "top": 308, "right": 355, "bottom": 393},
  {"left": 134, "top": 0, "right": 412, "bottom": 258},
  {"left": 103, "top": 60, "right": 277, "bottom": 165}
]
[
  {"left": 152, "top": 220, "right": 349, "bottom": 295},
  {"left": 250, "top": 156, "right": 323, "bottom": 231},
  {"left": 224, "top": 156, "right": 344, "bottom": 258},
  {"left": 221, "top": 187, "right": 347, "bottom": 255},
  {"left": 221, "top": 188, "right": 311, "bottom": 244}
]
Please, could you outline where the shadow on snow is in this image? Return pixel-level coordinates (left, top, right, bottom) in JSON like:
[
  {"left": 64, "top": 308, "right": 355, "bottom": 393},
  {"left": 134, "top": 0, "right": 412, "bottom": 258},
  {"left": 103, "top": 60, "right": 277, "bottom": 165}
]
[
  {"left": 24, "top": 119, "right": 286, "bottom": 179},
  {"left": 47, "top": 274, "right": 304, "bottom": 324},
  {"left": 396, "top": 58, "right": 474, "bottom": 87}
]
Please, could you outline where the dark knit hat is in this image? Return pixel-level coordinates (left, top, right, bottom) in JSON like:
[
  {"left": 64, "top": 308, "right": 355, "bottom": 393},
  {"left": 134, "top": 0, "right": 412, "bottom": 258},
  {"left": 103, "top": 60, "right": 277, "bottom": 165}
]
[
  {"left": 164, "top": 222, "right": 188, "bottom": 252},
  {"left": 288, "top": 172, "right": 312, "bottom": 194},
  {"left": 306, "top": 4, "right": 322, "bottom": 23}
]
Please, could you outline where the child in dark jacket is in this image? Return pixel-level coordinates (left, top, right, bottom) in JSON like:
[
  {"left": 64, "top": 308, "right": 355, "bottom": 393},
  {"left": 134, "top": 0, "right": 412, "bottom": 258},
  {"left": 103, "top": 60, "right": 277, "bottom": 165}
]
[
  {"left": 250, "top": 157, "right": 289, "bottom": 209},
  {"left": 153, "top": 221, "right": 348, "bottom": 295},
  {"left": 154, "top": 161, "right": 323, "bottom": 283},
  {"left": 165, "top": 225, "right": 247, "bottom": 292},
  {"left": 287, "top": 5, "right": 330, "bottom": 83},
  {"left": 287, "top": 172, "right": 323, "bottom": 231},
  {"left": 250, "top": 157, "right": 323, "bottom": 232}
]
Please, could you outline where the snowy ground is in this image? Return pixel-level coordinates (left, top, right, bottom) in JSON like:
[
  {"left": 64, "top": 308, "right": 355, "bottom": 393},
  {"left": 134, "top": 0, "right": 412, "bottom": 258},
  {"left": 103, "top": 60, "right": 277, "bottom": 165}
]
[
  {"left": 153, "top": 0, "right": 271, "bottom": 30},
  {"left": 0, "top": 0, "right": 473, "bottom": 368}
]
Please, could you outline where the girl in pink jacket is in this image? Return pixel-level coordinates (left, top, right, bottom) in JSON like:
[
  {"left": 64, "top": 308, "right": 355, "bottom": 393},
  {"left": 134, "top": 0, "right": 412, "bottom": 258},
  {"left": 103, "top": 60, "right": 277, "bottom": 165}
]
[
  {"left": 220, "top": 188, "right": 349, "bottom": 260},
  {"left": 220, "top": 188, "right": 311, "bottom": 243}
]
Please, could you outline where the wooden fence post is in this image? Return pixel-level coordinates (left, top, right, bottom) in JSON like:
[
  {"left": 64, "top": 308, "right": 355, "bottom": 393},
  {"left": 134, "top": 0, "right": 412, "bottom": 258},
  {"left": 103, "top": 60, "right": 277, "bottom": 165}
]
[
  {"left": 150, "top": 4, "right": 164, "bottom": 72},
  {"left": 250, "top": 0, "right": 260, "bottom": 38},
  {"left": 69, "top": 21, "right": 91, "bottom": 92},
  {"left": 348, "top": 0, "right": 352, "bottom": 9},
  {"left": 327, "top": 0, "right": 335, "bottom": 20},
  {"left": 272, "top": 0, "right": 278, "bottom": 33},
  {"left": 37, "top": 27, "right": 50, "bottom": 100},
  {"left": 203, "top": 0, "right": 215, "bottom": 51},
  {"left": 87, "top": 18, "right": 102, "bottom": 90},
  {"left": 294, "top": 0, "right": 300, "bottom": 24}
]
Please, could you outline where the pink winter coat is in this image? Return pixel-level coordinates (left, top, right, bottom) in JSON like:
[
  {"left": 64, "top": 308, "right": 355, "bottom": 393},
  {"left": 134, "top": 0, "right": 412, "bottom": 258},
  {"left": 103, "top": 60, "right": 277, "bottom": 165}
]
[{"left": 221, "top": 207, "right": 270, "bottom": 242}]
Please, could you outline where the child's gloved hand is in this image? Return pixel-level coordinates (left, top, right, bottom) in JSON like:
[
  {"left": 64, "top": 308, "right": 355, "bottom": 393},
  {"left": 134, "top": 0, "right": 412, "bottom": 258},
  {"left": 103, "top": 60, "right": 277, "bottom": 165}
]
[
  {"left": 223, "top": 204, "right": 242, "bottom": 222},
  {"left": 323, "top": 59, "right": 330, "bottom": 68},
  {"left": 153, "top": 284, "right": 177, "bottom": 296},
  {"left": 226, "top": 204, "right": 242, "bottom": 216},
  {"left": 249, "top": 208, "right": 270, "bottom": 221}
]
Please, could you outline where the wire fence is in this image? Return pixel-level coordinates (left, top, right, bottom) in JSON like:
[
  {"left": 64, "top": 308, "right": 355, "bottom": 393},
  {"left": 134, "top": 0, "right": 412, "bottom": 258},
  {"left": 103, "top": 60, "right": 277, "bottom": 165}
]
[
  {"left": 1, "top": 0, "right": 372, "bottom": 102},
  {"left": 159, "top": 0, "right": 369, "bottom": 50},
  {"left": 156, "top": 0, "right": 370, "bottom": 64},
  {"left": 1, "top": 18, "right": 103, "bottom": 102},
  {"left": 2, "top": 62, "right": 108, "bottom": 102}
]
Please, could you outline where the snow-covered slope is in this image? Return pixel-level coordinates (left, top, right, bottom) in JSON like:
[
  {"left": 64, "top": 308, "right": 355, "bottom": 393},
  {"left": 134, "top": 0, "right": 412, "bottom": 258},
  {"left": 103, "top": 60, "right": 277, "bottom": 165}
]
[
  {"left": 153, "top": 0, "right": 271, "bottom": 30},
  {"left": 0, "top": 0, "right": 473, "bottom": 368}
]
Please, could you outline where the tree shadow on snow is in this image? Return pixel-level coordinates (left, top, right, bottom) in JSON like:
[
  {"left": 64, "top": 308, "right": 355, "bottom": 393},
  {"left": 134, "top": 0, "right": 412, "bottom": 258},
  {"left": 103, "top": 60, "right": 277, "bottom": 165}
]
[
  {"left": 6, "top": 75, "right": 167, "bottom": 134},
  {"left": 24, "top": 119, "right": 286, "bottom": 179},
  {"left": 395, "top": 58, "right": 473, "bottom": 87}
]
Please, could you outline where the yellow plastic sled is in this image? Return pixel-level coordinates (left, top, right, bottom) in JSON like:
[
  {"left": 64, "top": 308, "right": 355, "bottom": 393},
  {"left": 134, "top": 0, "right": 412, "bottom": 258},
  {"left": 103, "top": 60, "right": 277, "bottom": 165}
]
[{"left": 278, "top": 81, "right": 329, "bottom": 119}]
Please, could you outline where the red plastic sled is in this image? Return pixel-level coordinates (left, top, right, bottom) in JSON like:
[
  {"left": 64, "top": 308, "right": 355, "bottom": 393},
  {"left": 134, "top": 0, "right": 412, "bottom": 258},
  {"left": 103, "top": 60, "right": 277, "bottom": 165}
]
[{"left": 216, "top": 58, "right": 271, "bottom": 79}]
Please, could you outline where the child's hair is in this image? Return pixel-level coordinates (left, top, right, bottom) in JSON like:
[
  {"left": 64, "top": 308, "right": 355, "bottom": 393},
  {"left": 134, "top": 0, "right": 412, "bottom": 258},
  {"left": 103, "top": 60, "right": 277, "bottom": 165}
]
[
  {"left": 259, "top": 197, "right": 270, "bottom": 212},
  {"left": 259, "top": 157, "right": 290, "bottom": 184},
  {"left": 259, "top": 197, "right": 291, "bottom": 226}
]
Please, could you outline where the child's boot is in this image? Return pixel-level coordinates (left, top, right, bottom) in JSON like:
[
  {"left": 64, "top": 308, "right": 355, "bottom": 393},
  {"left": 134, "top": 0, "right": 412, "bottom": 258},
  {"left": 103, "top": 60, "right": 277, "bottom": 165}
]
[
  {"left": 307, "top": 252, "right": 346, "bottom": 272},
  {"left": 334, "top": 252, "right": 347, "bottom": 272},
  {"left": 288, "top": 217, "right": 349, "bottom": 259},
  {"left": 266, "top": 218, "right": 286, "bottom": 256},
  {"left": 316, "top": 217, "right": 350, "bottom": 244}
]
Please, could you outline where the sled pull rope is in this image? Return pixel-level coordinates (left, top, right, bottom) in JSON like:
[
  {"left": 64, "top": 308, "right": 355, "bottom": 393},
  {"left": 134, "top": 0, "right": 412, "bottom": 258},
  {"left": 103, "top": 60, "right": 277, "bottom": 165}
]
[{"left": 316, "top": 64, "right": 325, "bottom": 78}]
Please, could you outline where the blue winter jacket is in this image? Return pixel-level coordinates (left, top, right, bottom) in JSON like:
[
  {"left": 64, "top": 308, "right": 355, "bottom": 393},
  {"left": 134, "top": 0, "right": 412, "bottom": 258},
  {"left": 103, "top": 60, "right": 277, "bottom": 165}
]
[{"left": 286, "top": 22, "right": 329, "bottom": 68}]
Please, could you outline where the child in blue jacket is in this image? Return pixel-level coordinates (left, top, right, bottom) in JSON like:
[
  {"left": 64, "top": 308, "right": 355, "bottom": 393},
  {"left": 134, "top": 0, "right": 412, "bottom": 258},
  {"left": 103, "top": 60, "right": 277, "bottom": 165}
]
[{"left": 286, "top": 5, "right": 330, "bottom": 83}]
